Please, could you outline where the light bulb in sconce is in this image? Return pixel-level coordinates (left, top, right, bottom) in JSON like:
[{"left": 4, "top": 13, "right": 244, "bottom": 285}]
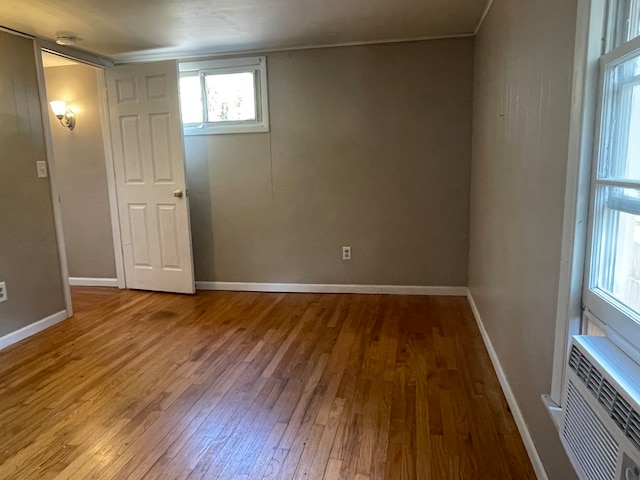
[{"left": 49, "top": 100, "right": 76, "bottom": 130}]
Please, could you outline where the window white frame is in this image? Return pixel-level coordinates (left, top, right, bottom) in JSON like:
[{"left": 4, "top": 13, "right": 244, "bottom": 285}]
[
  {"left": 584, "top": 33, "right": 640, "bottom": 348},
  {"left": 178, "top": 56, "right": 269, "bottom": 135},
  {"left": 550, "top": 0, "right": 608, "bottom": 406},
  {"left": 550, "top": 0, "right": 640, "bottom": 408}
]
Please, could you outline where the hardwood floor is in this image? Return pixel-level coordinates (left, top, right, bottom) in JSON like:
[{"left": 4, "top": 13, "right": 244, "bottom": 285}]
[{"left": 0, "top": 288, "right": 536, "bottom": 479}]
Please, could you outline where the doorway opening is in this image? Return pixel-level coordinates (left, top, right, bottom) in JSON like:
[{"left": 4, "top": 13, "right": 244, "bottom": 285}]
[
  {"left": 40, "top": 51, "right": 196, "bottom": 305},
  {"left": 41, "top": 51, "right": 124, "bottom": 292}
]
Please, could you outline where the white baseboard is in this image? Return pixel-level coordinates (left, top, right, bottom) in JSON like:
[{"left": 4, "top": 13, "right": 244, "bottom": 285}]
[
  {"left": 466, "top": 291, "right": 549, "bottom": 480},
  {"left": 195, "top": 281, "right": 468, "bottom": 296},
  {"left": 69, "top": 277, "right": 119, "bottom": 287},
  {"left": 0, "top": 310, "right": 68, "bottom": 351}
]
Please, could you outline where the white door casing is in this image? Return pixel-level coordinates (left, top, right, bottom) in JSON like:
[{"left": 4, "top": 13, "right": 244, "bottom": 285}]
[{"left": 105, "top": 60, "right": 195, "bottom": 294}]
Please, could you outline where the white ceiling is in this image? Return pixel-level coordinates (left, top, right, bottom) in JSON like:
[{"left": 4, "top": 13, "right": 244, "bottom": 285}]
[{"left": 1, "top": 0, "right": 487, "bottom": 61}]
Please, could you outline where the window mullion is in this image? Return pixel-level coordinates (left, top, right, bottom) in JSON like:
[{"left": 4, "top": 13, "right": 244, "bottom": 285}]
[
  {"left": 595, "top": 178, "right": 640, "bottom": 188},
  {"left": 199, "top": 73, "right": 208, "bottom": 124}
]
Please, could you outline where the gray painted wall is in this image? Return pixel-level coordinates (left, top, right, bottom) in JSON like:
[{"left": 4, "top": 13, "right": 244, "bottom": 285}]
[
  {"left": 44, "top": 64, "right": 116, "bottom": 279},
  {"left": 0, "top": 31, "right": 66, "bottom": 337},
  {"left": 186, "top": 38, "right": 473, "bottom": 286},
  {"left": 468, "top": 0, "right": 578, "bottom": 478}
]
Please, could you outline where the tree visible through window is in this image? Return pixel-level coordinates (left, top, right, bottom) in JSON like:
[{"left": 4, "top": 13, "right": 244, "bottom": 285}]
[{"left": 204, "top": 72, "right": 256, "bottom": 122}]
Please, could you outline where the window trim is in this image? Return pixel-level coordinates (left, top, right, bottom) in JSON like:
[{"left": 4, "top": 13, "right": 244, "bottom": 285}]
[
  {"left": 178, "top": 56, "right": 269, "bottom": 135},
  {"left": 550, "top": 0, "right": 640, "bottom": 408},
  {"left": 583, "top": 34, "right": 640, "bottom": 350},
  {"left": 550, "top": 0, "right": 607, "bottom": 406}
]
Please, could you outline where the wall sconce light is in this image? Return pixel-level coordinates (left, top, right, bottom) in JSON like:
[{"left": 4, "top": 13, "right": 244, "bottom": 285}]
[{"left": 49, "top": 101, "right": 76, "bottom": 130}]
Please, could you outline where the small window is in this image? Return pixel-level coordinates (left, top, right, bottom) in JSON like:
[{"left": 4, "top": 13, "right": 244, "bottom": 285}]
[{"left": 178, "top": 57, "right": 269, "bottom": 135}]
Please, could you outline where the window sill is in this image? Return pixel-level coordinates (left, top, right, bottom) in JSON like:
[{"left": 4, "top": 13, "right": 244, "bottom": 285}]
[
  {"left": 183, "top": 123, "right": 269, "bottom": 136},
  {"left": 541, "top": 394, "right": 563, "bottom": 431}
]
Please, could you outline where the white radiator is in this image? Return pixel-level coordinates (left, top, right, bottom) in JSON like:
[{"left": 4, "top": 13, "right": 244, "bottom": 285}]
[{"left": 561, "top": 336, "right": 640, "bottom": 480}]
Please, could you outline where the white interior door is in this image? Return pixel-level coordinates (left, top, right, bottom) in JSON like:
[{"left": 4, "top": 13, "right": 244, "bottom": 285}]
[{"left": 105, "top": 60, "right": 195, "bottom": 294}]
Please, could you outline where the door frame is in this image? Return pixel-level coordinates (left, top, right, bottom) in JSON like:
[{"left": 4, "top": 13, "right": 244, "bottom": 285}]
[
  {"left": 34, "top": 40, "right": 73, "bottom": 316},
  {"left": 96, "top": 71, "right": 126, "bottom": 289},
  {"left": 35, "top": 40, "right": 127, "bottom": 306}
]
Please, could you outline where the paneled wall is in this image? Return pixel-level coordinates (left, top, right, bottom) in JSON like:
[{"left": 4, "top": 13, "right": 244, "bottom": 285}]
[
  {"left": 469, "top": 0, "right": 579, "bottom": 477},
  {"left": 0, "top": 32, "right": 66, "bottom": 337},
  {"left": 186, "top": 38, "right": 474, "bottom": 286}
]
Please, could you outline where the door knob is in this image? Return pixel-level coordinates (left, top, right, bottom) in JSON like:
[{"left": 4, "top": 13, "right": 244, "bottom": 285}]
[{"left": 173, "top": 189, "right": 183, "bottom": 198}]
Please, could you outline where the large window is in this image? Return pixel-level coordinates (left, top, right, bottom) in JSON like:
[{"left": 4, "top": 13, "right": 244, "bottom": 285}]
[
  {"left": 178, "top": 56, "right": 269, "bottom": 135},
  {"left": 584, "top": 0, "right": 640, "bottom": 348}
]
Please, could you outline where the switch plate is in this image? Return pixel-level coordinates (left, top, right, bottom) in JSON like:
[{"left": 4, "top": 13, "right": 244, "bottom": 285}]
[
  {"left": 37, "top": 161, "right": 48, "bottom": 178},
  {"left": 0, "top": 282, "right": 7, "bottom": 303},
  {"left": 342, "top": 246, "right": 351, "bottom": 260}
]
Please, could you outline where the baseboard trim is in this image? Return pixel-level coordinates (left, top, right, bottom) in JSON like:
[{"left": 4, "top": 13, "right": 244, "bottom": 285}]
[
  {"left": 69, "top": 277, "right": 119, "bottom": 287},
  {"left": 195, "top": 282, "right": 467, "bottom": 296},
  {"left": 466, "top": 291, "right": 549, "bottom": 480},
  {"left": 0, "top": 310, "right": 68, "bottom": 351}
]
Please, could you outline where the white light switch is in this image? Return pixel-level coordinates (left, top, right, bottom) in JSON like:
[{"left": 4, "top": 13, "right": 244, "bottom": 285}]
[{"left": 36, "top": 161, "right": 48, "bottom": 178}]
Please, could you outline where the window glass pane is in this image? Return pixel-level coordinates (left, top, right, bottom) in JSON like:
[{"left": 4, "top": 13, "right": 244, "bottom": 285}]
[
  {"left": 609, "top": 0, "right": 640, "bottom": 50},
  {"left": 624, "top": 0, "right": 640, "bottom": 44},
  {"left": 592, "top": 185, "right": 640, "bottom": 319},
  {"left": 204, "top": 72, "right": 256, "bottom": 123},
  {"left": 179, "top": 75, "right": 203, "bottom": 124},
  {"left": 599, "top": 51, "right": 640, "bottom": 181}
]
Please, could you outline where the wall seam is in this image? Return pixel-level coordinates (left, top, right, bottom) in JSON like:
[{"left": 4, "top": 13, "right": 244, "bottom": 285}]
[{"left": 474, "top": 0, "right": 495, "bottom": 35}]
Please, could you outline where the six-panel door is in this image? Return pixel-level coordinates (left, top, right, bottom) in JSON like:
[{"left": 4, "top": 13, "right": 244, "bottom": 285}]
[{"left": 106, "top": 61, "right": 195, "bottom": 294}]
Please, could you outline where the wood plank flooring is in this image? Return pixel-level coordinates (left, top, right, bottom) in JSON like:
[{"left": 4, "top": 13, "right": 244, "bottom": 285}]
[{"left": 0, "top": 288, "right": 536, "bottom": 479}]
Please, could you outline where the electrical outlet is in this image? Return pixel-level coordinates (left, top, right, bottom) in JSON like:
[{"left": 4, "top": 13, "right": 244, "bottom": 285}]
[
  {"left": 342, "top": 246, "right": 351, "bottom": 260},
  {"left": 36, "top": 161, "right": 48, "bottom": 178},
  {"left": 0, "top": 282, "right": 7, "bottom": 303}
]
